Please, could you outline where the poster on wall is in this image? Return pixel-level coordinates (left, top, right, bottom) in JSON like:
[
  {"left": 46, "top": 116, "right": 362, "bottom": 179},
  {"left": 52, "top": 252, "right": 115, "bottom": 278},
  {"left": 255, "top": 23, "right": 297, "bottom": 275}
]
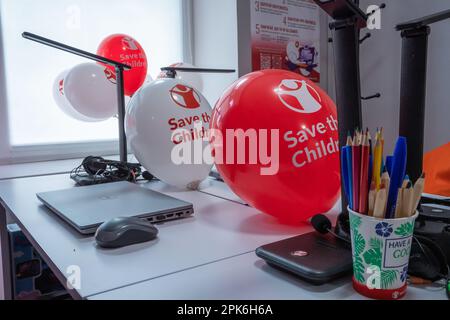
[{"left": 250, "top": 0, "right": 321, "bottom": 82}]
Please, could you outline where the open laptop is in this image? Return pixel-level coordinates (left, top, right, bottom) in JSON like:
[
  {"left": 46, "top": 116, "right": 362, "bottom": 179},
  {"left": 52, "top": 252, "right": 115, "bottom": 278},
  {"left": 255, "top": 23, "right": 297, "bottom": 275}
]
[{"left": 36, "top": 181, "right": 194, "bottom": 235}]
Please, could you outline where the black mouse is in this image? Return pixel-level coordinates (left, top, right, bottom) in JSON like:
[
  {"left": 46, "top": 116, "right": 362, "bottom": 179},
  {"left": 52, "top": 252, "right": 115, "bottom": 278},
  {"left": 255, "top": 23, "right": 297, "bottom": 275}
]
[{"left": 95, "top": 217, "right": 158, "bottom": 248}]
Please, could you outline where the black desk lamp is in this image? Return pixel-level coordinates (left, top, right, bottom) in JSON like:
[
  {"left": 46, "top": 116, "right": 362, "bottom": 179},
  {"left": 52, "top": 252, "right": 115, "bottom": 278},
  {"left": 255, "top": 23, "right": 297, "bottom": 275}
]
[
  {"left": 22, "top": 32, "right": 131, "bottom": 163},
  {"left": 160, "top": 67, "right": 236, "bottom": 78}
]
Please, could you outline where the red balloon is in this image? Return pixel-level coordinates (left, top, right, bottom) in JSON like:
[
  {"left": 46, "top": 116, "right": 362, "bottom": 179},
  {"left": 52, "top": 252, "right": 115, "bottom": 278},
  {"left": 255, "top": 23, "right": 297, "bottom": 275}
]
[
  {"left": 211, "top": 69, "right": 340, "bottom": 223},
  {"left": 97, "top": 34, "right": 148, "bottom": 96}
]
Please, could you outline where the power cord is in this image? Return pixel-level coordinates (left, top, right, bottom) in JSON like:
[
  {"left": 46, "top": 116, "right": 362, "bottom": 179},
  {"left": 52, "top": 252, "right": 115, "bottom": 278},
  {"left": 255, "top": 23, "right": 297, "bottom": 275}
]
[{"left": 70, "top": 156, "right": 154, "bottom": 186}]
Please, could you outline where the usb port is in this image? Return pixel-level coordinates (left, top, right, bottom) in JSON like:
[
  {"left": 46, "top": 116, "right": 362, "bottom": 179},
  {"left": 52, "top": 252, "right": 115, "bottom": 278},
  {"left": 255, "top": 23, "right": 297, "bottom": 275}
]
[
  {"left": 156, "top": 215, "right": 165, "bottom": 221},
  {"left": 166, "top": 214, "right": 174, "bottom": 218}
]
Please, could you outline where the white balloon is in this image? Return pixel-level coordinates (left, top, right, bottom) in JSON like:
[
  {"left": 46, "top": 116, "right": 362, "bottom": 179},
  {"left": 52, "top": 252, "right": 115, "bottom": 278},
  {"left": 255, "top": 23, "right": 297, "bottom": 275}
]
[
  {"left": 145, "top": 74, "right": 154, "bottom": 84},
  {"left": 52, "top": 69, "right": 101, "bottom": 122},
  {"left": 157, "top": 62, "right": 203, "bottom": 92},
  {"left": 64, "top": 63, "right": 117, "bottom": 121},
  {"left": 126, "top": 78, "right": 213, "bottom": 189}
]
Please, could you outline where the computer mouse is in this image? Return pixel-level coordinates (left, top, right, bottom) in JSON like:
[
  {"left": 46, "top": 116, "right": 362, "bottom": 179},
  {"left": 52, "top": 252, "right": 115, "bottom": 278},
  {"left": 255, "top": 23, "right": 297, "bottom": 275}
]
[{"left": 95, "top": 217, "right": 158, "bottom": 249}]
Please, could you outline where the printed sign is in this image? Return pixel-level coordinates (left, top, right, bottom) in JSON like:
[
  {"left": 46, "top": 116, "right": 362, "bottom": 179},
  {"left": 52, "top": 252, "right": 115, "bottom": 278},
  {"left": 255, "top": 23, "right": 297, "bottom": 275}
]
[
  {"left": 383, "top": 237, "right": 412, "bottom": 269},
  {"left": 250, "top": 0, "right": 321, "bottom": 82}
]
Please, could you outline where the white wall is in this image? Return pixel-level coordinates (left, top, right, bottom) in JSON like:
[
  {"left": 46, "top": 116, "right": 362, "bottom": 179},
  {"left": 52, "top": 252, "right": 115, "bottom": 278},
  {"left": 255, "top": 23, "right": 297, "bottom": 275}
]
[
  {"left": 359, "top": 0, "right": 450, "bottom": 154},
  {"left": 192, "top": 0, "right": 239, "bottom": 106}
]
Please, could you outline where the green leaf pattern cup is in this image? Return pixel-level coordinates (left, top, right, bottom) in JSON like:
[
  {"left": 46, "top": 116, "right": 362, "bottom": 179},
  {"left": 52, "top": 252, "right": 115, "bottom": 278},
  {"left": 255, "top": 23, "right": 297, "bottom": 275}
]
[{"left": 348, "top": 208, "right": 418, "bottom": 299}]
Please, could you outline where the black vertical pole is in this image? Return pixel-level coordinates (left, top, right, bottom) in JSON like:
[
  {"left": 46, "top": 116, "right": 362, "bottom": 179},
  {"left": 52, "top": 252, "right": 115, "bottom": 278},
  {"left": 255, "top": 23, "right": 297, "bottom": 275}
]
[
  {"left": 398, "top": 27, "right": 430, "bottom": 183},
  {"left": 332, "top": 22, "right": 363, "bottom": 214},
  {"left": 116, "top": 66, "right": 128, "bottom": 163}
]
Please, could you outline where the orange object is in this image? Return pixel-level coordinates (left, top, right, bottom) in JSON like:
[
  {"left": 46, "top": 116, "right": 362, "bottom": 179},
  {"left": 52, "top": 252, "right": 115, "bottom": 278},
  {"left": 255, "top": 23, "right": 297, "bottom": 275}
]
[
  {"left": 423, "top": 142, "right": 450, "bottom": 197},
  {"left": 408, "top": 276, "right": 432, "bottom": 285}
]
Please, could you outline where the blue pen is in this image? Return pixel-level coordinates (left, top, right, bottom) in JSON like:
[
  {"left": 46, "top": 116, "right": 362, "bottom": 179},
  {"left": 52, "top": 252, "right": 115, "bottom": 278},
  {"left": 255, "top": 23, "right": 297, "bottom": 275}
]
[
  {"left": 385, "top": 155, "right": 394, "bottom": 176},
  {"left": 341, "top": 146, "right": 351, "bottom": 209},
  {"left": 386, "top": 137, "right": 407, "bottom": 218}
]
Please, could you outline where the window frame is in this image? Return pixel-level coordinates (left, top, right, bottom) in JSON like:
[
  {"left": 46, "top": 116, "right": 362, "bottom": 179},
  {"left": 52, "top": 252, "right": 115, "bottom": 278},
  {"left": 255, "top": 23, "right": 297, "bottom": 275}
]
[{"left": 0, "top": 0, "right": 193, "bottom": 165}]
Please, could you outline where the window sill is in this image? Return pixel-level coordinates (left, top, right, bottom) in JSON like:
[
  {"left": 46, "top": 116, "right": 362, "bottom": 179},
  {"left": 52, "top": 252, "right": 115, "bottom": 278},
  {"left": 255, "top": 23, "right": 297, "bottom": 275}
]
[{"left": 0, "top": 154, "right": 137, "bottom": 181}]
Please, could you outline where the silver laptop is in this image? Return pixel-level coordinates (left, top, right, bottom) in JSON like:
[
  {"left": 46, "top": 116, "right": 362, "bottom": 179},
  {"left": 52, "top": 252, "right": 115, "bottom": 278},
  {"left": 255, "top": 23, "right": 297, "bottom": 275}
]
[{"left": 36, "top": 181, "right": 194, "bottom": 235}]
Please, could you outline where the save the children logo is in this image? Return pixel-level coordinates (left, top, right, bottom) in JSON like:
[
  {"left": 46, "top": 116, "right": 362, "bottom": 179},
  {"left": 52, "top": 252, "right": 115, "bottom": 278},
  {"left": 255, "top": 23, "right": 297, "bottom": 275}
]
[
  {"left": 170, "top": 84, "right": 201, "bottom": 109},
  {"left": 59, "top": 79, "right": 64, "bottom": 95},
  {"left": 276, "top": 79, "right": 322, "bottom": 114},
  {"left": 104, "top": 68, "right": 117, "bottom": 84},
  {"left": 121, "top": 36, "right": 139, "bottom": 51}
]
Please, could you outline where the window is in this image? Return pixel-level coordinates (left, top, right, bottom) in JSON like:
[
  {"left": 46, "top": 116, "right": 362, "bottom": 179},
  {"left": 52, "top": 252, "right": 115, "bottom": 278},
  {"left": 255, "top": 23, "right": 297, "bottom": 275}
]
[{"left": 0, "top": 0, "right": 187, "bottom": 161}]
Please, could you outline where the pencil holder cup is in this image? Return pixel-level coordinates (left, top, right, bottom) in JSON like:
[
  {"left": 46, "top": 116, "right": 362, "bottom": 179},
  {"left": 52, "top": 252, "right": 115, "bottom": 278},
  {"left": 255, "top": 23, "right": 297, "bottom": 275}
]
[{"left": 348, "top": 207, "right": 418, "bottom": 300}]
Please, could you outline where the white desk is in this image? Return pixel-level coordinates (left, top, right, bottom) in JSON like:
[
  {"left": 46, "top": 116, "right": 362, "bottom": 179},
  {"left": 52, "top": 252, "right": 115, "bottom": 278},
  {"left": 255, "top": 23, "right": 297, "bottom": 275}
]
[
  {"left": 0, "top": 174, "right": 445, "bottom": 300},
  {"left": 90, "top": 252, "right": 445, "bottom": 300},
  {"left": 0, "top": 175, "right": 304, "bottom": 299}
]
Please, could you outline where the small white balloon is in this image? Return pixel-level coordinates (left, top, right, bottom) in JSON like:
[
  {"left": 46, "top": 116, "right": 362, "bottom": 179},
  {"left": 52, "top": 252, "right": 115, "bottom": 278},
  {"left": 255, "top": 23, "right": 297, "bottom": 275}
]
[
  {"left": 126, "top": 78, "right": 213, "bottom": 189},
  {"left": 53, "top": 69, "right": 100, "bottom": 122},
  {"left": 157, "top": 62, "right": 203, "bottom": 92},
  {"left": 64, "top": 63, "right": 117, "bottom": 121}
]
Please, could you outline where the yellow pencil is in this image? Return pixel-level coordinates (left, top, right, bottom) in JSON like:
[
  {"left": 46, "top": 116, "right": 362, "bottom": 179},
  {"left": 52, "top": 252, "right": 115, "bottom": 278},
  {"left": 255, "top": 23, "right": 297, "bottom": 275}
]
[{"left": 372, "top": 136, "right": 382, "bottom": 190}]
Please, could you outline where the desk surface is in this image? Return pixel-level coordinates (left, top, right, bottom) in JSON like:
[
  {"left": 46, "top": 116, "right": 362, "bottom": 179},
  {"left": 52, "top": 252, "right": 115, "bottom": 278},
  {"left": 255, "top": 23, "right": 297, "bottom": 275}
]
[
  {"left": 0, "top": 175, "right": 306, "bottom": 299},
  {"left": 0, "top": 174, "right": 445, "bottom": 300},
  {"left": 90, "top": 252, "right": 445, "bottom": 300}
]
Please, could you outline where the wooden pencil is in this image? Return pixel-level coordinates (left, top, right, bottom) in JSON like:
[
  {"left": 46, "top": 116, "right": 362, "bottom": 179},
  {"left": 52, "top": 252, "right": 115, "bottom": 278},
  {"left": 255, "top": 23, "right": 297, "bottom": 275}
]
[
  {"left": 401, "top": 176, "right": 410, "bottom": 189},
  {"left": 412, "top": 173, "right": 425, "bottom": 215},
  {"left": 394, "top": 188, "right": 404, "bottom": 219},
  {"left": 346, "top": 133, "right": 353, "bottom": 147},
  {"left": 373, "top": 185, "right": 387, "bottom": 219},
  {"left": 402, "top": 182, "right": 414, "bottom": 217},
  {"left": 381, "top": 168, "right": 390, "bottom": 196},
  {"left": 368, "top": 181, "right": 376, "bottom": 216}
]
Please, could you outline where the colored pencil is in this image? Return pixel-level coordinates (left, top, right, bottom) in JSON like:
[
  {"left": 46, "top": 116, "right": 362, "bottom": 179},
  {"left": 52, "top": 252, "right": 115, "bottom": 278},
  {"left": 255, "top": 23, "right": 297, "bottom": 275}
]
[
  {"left": 346, "top": 134, "right": 354, "bottom": 210},
  {"left": 340, "top": 129, "right": 423, "bottom": 220},
  {"left": 352, "top": 132, "right": 362, "bottom": 213},
  {"left": 359, "top": 131, "right": 370, "bottom": 213},
  {"left": 372, "top": 135, "right": 382, "bottom": 190},
  {"left": 341, "top": 146, "right": 351, "bottom": 210}
]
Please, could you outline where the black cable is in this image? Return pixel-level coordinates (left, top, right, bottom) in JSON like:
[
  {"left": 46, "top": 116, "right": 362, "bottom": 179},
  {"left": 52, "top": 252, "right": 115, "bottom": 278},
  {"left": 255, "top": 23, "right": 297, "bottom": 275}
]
[
  {"left": 412, "top": 235, "right": 449, "bottom": 290},
  {"left": 70, "top": 157, "right": 151, "bottom": 186}
]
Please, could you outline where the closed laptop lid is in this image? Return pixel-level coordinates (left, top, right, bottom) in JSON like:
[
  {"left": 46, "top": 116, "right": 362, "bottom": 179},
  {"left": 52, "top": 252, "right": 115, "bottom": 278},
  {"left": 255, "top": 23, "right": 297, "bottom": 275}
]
[{"left": 36, "top": 181, "right": 193, "bottom": 230}]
